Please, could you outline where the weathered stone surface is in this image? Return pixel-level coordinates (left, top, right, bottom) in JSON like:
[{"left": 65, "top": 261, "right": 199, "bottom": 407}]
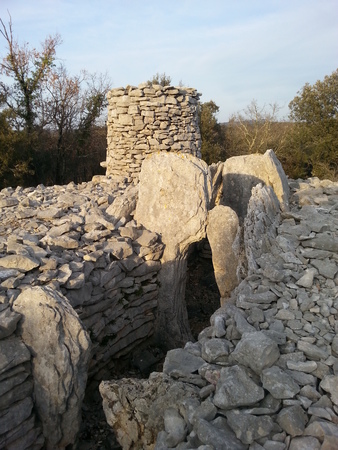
[
  {"left": 213, "top": 365, "right": 265, "bottom": 409},
  {"left": 0, "top": 338, "right": 31, "bottom": 376},
  {"left": 106, "top": 85, "right": 201, "bottom": 183},
  {"left": 261, "top": 366, "right": 300, "bottom": 399},
  {"left": 100, "top": 373, "right": 199, "bottom": 450},
  {"left": 163, "top": 348, "right": 205, "bottom": 377},
  {"left": 135, "top": 152, "right": 211, "bottom": 348},
  {"left": 0, "top": 397, "right": 33, "bottom": 436},
  {"left": 222, "top": 149, "right": 289, "bottom": 221},
  {"left": 13, "top": 286, "right": 91, "bottom": 449},
  {"left": 195, "top": 417, "right": 247, "bottom": 450},
  {"left": 0, "top": 306, "right": 21, "bottom": 339},
  {"left": 289, "top": 436, "right": 321, "bottom": 450},
  {"left": 201, "top": 338, "right": 231, "bottom": 364},
  {"left": 207, "top": 205, "right": 240, "bottom": 297},
  {"left": 106, "top": 184, "right": 138, "bottom": 222},
  {"left": 0, "top": 254, "right": 40, "bottom": 271},
  {"left": 277, "top": 405, "right": 307, "bottom": 436},
  {"left": 226, "top": 409, "right": 275, "bottom": 444},
  {"left": 163, "top": 407, "right": 187, "bottom": 447},
  {"left": 320, "top": 375, "right": 338, "bottom": 405},
  {"left": 232, "top": 331, "right": 280, "bottom": 374}
]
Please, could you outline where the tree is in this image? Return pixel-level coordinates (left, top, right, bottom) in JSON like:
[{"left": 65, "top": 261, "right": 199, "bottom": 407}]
[
  {"left": 198, "top": 100, "right": 226, "bottom": 164},
  {"left": 38, "top": 66, "right": 110, "bottom": 184},
  {"left": 226, "top": 100, "right": 290, "bottom": 157},
  {"left": 0, "top": 15, "right": 61, "bottom": 135},
  {"left": 0, "top": 14, "right": 111, "bottom": 187},
  {"left": 288, "top": 69, "right": 338, "bottom": 180},
  {"left": 147, "top": 72, "right": 172, "bottom": 86}
]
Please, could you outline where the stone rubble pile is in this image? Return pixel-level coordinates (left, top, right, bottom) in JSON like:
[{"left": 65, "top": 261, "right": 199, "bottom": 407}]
[
  {"left": 104, "top": 84, "right": 202, "bottom": 185},
  {"left": 100, "top": 177, "right": 338, "bottom": 450},
  {"left": 0, "top": 176, "right": 164, "bottom": 448}
]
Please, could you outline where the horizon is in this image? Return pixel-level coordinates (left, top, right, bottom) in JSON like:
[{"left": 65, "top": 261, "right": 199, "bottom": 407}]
[{"left": 0, "top": 0, "right": 337, "bottom": 123}]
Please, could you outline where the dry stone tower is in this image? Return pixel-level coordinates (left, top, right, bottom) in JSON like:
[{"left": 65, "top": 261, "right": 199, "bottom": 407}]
[{"left": 103, "top": 83, "right": 202, "bottom": 184}]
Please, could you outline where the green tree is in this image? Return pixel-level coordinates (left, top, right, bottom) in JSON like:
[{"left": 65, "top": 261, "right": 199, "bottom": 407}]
[
  {"left": 288, "top": 69, "right": 338, "bottom": 180},
  {"left": 0, "top": 15, "right": 61, "bottom": 134},
  {"left": 147, "top": 72, "right": 172, "bottom": 86},
  {"left": 198, "top": 100, "right": 226, "bottom": 164}
]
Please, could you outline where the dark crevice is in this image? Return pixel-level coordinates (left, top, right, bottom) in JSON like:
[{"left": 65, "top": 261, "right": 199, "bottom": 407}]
[{"left": 185, "top": 238, "right": 220, "bottom": 340}]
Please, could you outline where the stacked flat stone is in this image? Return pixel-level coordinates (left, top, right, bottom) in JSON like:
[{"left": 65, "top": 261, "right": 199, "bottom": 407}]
[
  {"left": 104, "top": 83, "right": 202, "bottom": 185},
  {"left": 0, "top": 300, "right": 44, "bottom": 448},
  {"left": 100, "top": 177, "right": 338, "bottom": 450},
  {"left": 0, "top": 175, "right": 163, "bottom": 435}
]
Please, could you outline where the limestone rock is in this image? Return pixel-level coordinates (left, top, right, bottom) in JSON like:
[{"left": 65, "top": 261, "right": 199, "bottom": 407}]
[
  {"left": 0, "top": 254, "right": 40, "bottom": 271},
  {"left": 213, "top": 365, "right": 265, "bottom": 409},
  {"left": 106, "top": 184, "right": 138, "bottom": 222},
  {"left": 277, "top": 405, "right": 307, "bottom": 436},
  {"left": 226, "top": 409, "right": 275, "bottom": 444},
  {"left": 261, "top": 366, "right": 300, "bottom": 399},
  {"left": 320, "top": 375, "right": 338, "bottom": 406},
  {"left": 0, "top": 338, "right": 31, "bottom": 376},
  {"left": 100, "top": 373, "right": 199, "bottom": 450},
  {"left": 222, "top": 149, "right": 289, "bottom": 221},
  {"left": 195, "top": 416, "right": 247, "bottom": 450},
  {"left": 135, "top": 152, "right": 211, "bottom": 348},
  {"left": 13, "top": 286, "right": 91, "bottom": 450},
  {"left": 232, "top": 331, "right": 280, "bottom": 374},
  {"left": 206, "top": 205, "right": 240, "bottom": 297},
  {"left": 0, "top": 306, "right": 21, "bottom": 339}
]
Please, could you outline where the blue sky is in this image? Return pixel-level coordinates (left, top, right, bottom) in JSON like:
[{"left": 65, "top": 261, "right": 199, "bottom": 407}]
[{"left": 0, "top": 0, "right": 337, "bottom": 122}]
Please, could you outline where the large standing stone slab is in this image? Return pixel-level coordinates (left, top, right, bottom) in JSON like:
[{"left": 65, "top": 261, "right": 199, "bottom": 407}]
[
  {"left": 222, "top": 149, "right": 289, "bottom": 221},
  {"left": 13, "top": 286, "right": 91, "bottom": 450},
  {"left": 135, "top": 152, "right": 211, "bottom": 348},
  {"left": 206, "top": 205, "right": 240, "bottom": 298}
]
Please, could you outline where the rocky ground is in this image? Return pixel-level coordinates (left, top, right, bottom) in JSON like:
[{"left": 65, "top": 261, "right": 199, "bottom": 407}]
[
  {"left": 78, "top": 248, "right": 219, "bottom": 449},
  {"left": 99, "top": 176, "right": 338, "bottom": 450}
]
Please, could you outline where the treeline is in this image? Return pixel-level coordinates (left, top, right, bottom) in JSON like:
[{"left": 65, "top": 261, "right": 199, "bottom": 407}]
[
  {"left": 0, "top": 17, "right": 337, "bottom": 189},
  {"left": 200, "top": 67, "right": 338, "bottom": 181},
  {"left": 0, "top": 16, "right": 110, "bottom": 189}
]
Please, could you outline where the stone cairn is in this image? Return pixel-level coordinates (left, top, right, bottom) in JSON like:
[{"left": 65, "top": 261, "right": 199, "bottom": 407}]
[{"left": 104, "top": 83, "right": 202, "bottom": 185}]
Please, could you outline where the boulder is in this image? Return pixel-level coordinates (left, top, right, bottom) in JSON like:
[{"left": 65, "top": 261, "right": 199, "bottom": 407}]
[
  {"left": 100, "top": 372, "right": 199, "bottom": 450},
  {"left": 207, "top": 205, "right": 240, "bottom": 298},
  {"left": 135, "top": 152, "right": 211, "bottom": 348},
  {"left": 12, "top": 286, "right": 91, "bottom": 450},
  {"left": 222, "top": 149, "right": 289, "bottom": 221}
]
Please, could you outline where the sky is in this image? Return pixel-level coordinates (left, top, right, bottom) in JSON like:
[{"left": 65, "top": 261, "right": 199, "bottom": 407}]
[{"left": 0, "top": 0, "right": 337, "bottom": 122}]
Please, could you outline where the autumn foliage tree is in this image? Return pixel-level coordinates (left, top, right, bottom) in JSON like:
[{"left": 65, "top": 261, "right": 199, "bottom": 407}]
[{"left": 0, "top": 14, "right": 110, "bottom": 188}]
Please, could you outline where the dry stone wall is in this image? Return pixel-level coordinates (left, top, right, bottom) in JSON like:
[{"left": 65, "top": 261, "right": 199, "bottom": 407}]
[
  {"left": 0, "top": 177, "right": 163, "bottom": 447},
  {"left": 104, "top": 83, "right": 202, "bottom": 184}
]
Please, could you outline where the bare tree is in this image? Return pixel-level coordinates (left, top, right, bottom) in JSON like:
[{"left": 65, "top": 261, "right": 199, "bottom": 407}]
[{"left": 226, "top": 100, "right": 290, "bottom": 157}]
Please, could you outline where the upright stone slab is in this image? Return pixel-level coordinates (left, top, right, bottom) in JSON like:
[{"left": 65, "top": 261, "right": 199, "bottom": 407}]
[
  {"left": 135, "top": 152, "right": 211, "bottom": 348},
  {"left": 222, "top": 149, "right": 289, "bottom": 221},
  {"left": 13, "top": 286, "right": 91, "bottom": 450},
  {"left": 206, "top": 205, "right": 240, "bottom": 298}
]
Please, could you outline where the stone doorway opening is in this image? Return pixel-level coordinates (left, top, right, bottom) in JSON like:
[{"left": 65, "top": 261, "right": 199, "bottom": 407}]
[{"left": 185, "top": 238, "right": 220, "bottom": 339}]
